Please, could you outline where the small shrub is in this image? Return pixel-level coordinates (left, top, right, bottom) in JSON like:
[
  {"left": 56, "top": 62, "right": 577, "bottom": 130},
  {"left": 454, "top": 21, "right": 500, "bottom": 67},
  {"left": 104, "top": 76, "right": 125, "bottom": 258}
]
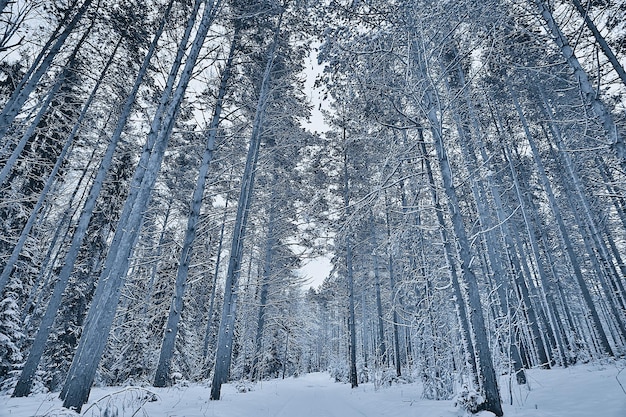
[{"left": 453, "top": 384, "right": 484, "bottom": 415}]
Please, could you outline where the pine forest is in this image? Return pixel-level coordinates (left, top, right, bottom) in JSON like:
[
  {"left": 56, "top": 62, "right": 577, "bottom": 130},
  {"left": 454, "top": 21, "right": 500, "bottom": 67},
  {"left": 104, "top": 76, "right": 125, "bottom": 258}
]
[{"left": 0, "top": 1, "right": 625, "bottom": 416}]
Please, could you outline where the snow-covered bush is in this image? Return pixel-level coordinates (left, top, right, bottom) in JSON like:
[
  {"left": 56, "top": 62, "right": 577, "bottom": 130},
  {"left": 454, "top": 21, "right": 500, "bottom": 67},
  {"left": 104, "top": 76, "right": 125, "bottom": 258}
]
[
  {"left": 372, "top": 368, "right": 397, "bottom": 389},
  {"left": 235, "top": 379, "right": 254, "bottom": 393},
  {"left": 329, "top": 360, "right": 348, "bottom": 383},
  {"left": 0, "top": 280, "right": 25, "bottom": 391},
  {"left": 453, "top": 384, "right": 485, "bottom": 415}
]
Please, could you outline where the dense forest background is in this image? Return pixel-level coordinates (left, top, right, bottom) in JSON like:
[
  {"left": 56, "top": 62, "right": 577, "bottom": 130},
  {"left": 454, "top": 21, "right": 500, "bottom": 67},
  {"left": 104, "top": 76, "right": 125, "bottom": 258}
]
[{"left": 0, "top": 0, "right": 625, "bottom": 415}]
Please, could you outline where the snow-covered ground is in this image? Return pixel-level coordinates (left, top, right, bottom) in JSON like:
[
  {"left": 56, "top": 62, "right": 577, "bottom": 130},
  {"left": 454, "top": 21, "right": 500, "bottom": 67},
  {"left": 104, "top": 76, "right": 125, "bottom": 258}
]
[{"left": 2, "top": 362, "right": 625, "bottom": 417}]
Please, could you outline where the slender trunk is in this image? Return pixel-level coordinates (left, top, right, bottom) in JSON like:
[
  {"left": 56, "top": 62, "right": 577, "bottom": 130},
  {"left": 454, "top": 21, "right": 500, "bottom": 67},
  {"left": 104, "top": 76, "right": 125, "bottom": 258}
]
[
  {"left": 507, "top": 83, "right": 614, "bottom": 356},
  {"left": 369, "top": 216, "right": 387, "bottom": 366},
  {"left": 596, "top": 158, "right": 626, "bottom": 232},
  {"left": 500, "top": 144, "right": 568, "bottom": 367},
  {"left": 547, "top": 142, "right": 626, "bottom": 341},
  {"left": 540, "top": 94, "right": 626, "bottom": 341},
  {"left": 11, "top": 38, "right": 121, "bottom": 397},
  {"left": 210, "top": 13, "right": 281, "bottom": 400},
  {"left": 415, "top": 129, "right": 479, "bottom": 388},
  {"left": 203, "top": 190, "right": 231, "bottom": 358},
  {"left": 445, "top": 63, "right": 529, "bottom": 382},
  {"left": 343, "top": 131, "right": 358, "bottom": 389},
  {"left": 61, "top": 1, "right": 220, "bottom": 410},
  {"left": 0, "top": 0, "right": 94, "bottom": 141},
  {"left": 416, "top": 43, "right": 502, "bottom": 410},
  {"left": 361, "top": 290, "right": 369, "bottom": 370},
  {"left": 0, "top": 36, "right": 118, "bottom": 302},
  {"left": 0, "top": 13, "right": 97, "bottom": 192},
  {"left": 569, "top": 0, "right": 626, "bottom": 86},
  {"left": 534, "top": 0, "right": 626, "bottom": 170},
  {"left": 427, "top": 109, "right": 502, "bottom": 414},
  {"left": 251, "top": 185, "right": 278, "bottom": 381},
  {"left": 153, "top": 23, "right": 238, "bottom": 388},
  {"left": 384, "top": 194, "right": 401, "bottom": 378},
  {"left": 143, "top": 199, "right": 173, "bottom": 316},
  {"left": 9, "top": 4, "right": 172, "bottom": 398}
]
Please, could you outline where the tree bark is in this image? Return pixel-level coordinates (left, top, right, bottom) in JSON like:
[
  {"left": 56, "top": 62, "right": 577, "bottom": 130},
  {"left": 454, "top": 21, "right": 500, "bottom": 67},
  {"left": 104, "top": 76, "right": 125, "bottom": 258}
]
[
  {"left": 9, "top": 4, "right": 172, "bottom": 397},
  {"left": 11, "top": 37, "right": 120, "bottom": 396},
  {"left": 343, "top": 132, "right": 358, "bottom": 388},
  {"left": 369, "top": 215, "right": 387, "bottom": 367}
]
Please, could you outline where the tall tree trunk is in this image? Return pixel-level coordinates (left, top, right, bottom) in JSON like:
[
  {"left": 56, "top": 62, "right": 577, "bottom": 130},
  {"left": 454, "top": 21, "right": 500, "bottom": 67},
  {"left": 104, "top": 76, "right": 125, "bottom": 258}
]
[
  {"left": 61, "top": 1, "right": 220, "bottom": 410},
  {"left": 569, "top": 0, "right": 626, "bottom": 86},
  {"left": 210, "top": 13, "right": 281, "bottom": 400},
  {"left": 369, "top": 215, "right": 387, "bottom": 367},
  {"left": 384, "top": 193, "right": 401, "bottom": 378},
  {"left": 415, "top": 42, "right": 502, "bottom": 410},
  {"left": 500, "top": 144, "right": 568, "bottom": 367},
  {"left": 343, "top": 132, "right": 358, "bottom": 389},
  {"left": 251, "top": 187, "right": 277, "bottom": 382},
  {"left": 426, "top": 105, "right": 502, "bottom": 414},
  {"left": 507, "top": 83, "right": 615, "bottom": 356},
  {"left": 415, "top": 129, "right": 479, "bottom": 389},
  {"left": 444, "top": 61, "right": 529, "bottom": 382},
  {"left": 0, "top": 13, "right": 97, "bottom": 195},
  {"left": 153, "top": 23, "right": 238, "bottom": 388},
  {"left": 541, "top": 107, "right": 626, "bottom": 341},
  {"left": 0, "top": 0, "right": 94, "bottom": 141},
  {"left": 361, "top": 290, "right": 369, "bottom": 370},
  {"left": 533, "top": 0, "right": 626, "bottom": 170},
  {"left": 0, "top": 35, "right": 118, "bottom": 302},
  {"left": 9, "top": 4, "right": 173, "bottom": 397},
  {"left": 203, "top": 188, "right": 231, "bottom": 358}
]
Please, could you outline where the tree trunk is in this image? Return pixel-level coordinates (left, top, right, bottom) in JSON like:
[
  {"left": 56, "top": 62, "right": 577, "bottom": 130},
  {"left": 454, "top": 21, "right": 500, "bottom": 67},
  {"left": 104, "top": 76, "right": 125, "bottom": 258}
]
[
  {"left": 415, "top": 129, "right": 480, "bottom": 389},
  {"left": 9, "top": 4, "right": 172, "bottom": 397},
  {"left": 540, "top": 93, "right": 626, "bottom": 342},
  {"left": 0, "top": 34, "right": 117, "bottom": 302},
  {"left": 415, "top": 43, "right": 502, "bottom": 410},
  {"left": 569, "top": 0, "right": 626, "bottom": 86},
  {"left": 251, "top": 182, "right": 278, "bottom": 382},
  {"left": 10, "top": 37, "right": 120, "bottom": 396},
  {"left": 61, "top": 1, "right": 219, "bottom": 410},
  {"left": 384, "top": 194, "right": 402, "bottom": 378},
  {"left": 343, "top": 129, "right": 358, "bottom": 389},
  {"left": 0, "top": 0, "right": 94, "bottom": 141},
  {"left": 0, "top": 13, "right": 97, "bottom": 194},
  {"left": 445, "top": 61, "right": 529, "bottom": 382},
  {"left": 534, "top": 0, "right": 626, "bottom": 170},
  {"left": 203, "top": 189, "right": 231, "bottom": 358},
  {"left": 369, "top": 215, "right": 387, "bottom": 366},
  {"left": 507, "top": 82, "right": 614, "bottom": 356},
  {"left": 153, "top": 22, "right": 238, "bottom": 388},
  {"left": 210, "top": 13, "right": 281, "bottom": 400},
  {"left": 500, "top": 143, "right": 568, "bottom": 367}
]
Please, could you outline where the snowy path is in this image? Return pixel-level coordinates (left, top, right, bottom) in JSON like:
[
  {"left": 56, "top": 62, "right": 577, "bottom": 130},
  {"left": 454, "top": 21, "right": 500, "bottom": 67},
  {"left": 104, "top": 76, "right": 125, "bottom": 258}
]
[
  {"left": 2, "top": 364, "right": 626, "bottom": 417},
  {"left": 136, "top": 372, "right": 431, "bottom": 417}
]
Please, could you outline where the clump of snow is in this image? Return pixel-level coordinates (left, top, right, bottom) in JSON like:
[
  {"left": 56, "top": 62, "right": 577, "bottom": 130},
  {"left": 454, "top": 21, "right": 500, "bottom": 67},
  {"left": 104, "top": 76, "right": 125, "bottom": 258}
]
[{"left": 1, "top": 362, "right": 625, "bottom": 417}]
